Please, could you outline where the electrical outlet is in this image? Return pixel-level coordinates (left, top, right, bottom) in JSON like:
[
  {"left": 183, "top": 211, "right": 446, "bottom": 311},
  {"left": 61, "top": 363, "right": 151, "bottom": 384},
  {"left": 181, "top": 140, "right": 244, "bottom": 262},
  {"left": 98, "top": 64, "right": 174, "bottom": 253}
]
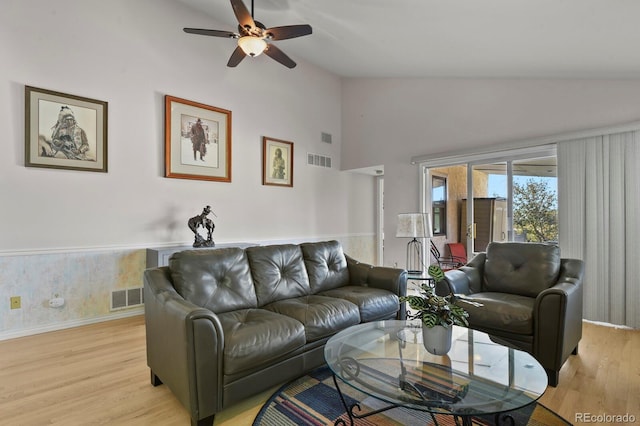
[
  {"left": 10, "top": 296, "right": 21, "bottom": 309},
  {"left": 49, "top": 297, "right": 65, "bottom": 308}
]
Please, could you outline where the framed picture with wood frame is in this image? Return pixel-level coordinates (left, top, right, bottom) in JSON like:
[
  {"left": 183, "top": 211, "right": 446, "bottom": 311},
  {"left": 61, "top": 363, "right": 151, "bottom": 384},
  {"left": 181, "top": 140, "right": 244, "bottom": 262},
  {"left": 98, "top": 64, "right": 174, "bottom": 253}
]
[
  {"left": 165, "top": 95, "right": 232, "bottom": 182},
  {"left": 25, "top": 86, "right": 108, "bottom": 172},
  {"left": 262, "top": 136, "right": 293, "bottom": 187}
]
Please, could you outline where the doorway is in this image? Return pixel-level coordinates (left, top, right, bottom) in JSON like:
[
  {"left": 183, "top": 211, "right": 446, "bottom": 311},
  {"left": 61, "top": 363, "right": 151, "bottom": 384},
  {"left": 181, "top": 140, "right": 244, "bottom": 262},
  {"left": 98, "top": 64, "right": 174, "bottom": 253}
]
[{"left": 376, "top": 176, "right": 384, "bottom": 265}]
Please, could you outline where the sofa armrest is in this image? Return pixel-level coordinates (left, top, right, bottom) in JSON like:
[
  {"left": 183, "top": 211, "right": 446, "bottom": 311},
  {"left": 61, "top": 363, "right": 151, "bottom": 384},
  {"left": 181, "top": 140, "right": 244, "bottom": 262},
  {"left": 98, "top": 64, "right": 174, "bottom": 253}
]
[
  {"left": 144, "top": 267, "right": 225, "bottom": 422},
  {"left": 345, "top": 255, "right": 406, "bottom": 295},
  {"left": 367, "top": 266, "right": 407, "bottom": 295},
  {"left": 346, "top": 255, "right": 407, "bottom": 319},
  {"left": 533, "top": 258, "right": 584, "bottom": 372},
  {"left": 368, "top": 266, "right": 408, "bottom": 320}
]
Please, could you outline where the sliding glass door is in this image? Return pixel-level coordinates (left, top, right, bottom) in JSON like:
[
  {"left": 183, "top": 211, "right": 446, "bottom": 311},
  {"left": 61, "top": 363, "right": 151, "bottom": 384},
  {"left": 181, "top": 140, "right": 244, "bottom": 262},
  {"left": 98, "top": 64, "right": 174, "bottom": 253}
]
[
  {"left": 465, "top": 161, "right": 508, "bottom": 253},
  {"left": 423, "top": 148, "right": 557, "bottom": 261}
]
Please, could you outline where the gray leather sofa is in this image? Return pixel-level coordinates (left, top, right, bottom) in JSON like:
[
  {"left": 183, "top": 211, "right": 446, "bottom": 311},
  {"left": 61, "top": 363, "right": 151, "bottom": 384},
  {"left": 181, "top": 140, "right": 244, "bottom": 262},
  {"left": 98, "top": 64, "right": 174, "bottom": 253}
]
[
  {"left": 144, "top": 240, "right": 407, "bottom": 426},
  {"left": 435, "top": 242, "right": 584, "bottom": 387}
]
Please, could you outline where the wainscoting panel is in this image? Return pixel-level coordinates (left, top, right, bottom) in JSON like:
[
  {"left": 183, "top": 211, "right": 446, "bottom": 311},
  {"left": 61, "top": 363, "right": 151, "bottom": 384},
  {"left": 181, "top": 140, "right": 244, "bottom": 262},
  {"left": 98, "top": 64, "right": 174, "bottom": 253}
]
[{"left": 0, "top": 234, "right": 376, "bottom": 340}]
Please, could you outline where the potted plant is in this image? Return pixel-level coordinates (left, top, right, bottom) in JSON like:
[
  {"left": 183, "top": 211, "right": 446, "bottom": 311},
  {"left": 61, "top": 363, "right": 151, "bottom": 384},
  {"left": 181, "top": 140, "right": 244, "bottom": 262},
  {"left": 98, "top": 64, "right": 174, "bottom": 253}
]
[{"left": 400, "top": 264, "right": 474, "bottom": 355}]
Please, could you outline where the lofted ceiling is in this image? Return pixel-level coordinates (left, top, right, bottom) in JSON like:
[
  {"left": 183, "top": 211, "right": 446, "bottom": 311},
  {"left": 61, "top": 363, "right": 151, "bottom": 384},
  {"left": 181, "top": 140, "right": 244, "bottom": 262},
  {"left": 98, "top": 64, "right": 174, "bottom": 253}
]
[{"left": 176, "top": 0, "right": 640, "bottom": 78}]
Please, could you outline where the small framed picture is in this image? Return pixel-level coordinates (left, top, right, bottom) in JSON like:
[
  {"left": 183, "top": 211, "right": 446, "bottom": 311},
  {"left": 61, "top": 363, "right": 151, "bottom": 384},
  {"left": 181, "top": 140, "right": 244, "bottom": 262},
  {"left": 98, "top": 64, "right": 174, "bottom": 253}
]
[
  {"left": 165, "top": 95, "right": 232, "bottom": 182},
  {"left": 262, "top": 136, "right": 293, "bottom": 187},
  {"left": 25, "top": 86, "right": 108, "bottom": 172}
]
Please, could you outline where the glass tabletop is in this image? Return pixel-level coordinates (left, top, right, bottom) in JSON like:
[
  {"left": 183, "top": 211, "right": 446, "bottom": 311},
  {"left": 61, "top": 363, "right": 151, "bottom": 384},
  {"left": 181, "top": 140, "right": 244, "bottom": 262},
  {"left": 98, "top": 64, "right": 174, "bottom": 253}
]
[
  {"left": 406, "top": 272, "right": 435, "bottom": 281},
  {"left": 324, "top": 320, "right": 547, "bottom": 417}
]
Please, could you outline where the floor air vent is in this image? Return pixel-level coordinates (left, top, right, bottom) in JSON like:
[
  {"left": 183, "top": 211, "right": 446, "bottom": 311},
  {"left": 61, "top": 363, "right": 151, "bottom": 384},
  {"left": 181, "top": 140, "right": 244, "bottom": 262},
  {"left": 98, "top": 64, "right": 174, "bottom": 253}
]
[{"left": 111, "top": 287, "right": 144, "bottom": 311}]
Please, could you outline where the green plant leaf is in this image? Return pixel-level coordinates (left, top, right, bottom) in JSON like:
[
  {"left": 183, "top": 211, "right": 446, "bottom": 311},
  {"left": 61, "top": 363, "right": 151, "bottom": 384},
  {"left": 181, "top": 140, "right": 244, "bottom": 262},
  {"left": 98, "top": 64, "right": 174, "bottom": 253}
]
[
  {"left": 402, "top": 283, "right": 473, "bottom": 329},
  {"left": 422, "top": 313, "right": 438, "bottom": 328},
  {"left": 427, "top": 264, "right": 445, "bottom": 282}
]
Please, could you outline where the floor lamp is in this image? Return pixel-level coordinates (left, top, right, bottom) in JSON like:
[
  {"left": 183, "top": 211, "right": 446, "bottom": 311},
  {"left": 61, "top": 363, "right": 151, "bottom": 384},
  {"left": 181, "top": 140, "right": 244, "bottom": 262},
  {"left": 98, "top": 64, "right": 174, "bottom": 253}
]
[{"left": 396, "top": 213, "right": 433, "bottom": 274}]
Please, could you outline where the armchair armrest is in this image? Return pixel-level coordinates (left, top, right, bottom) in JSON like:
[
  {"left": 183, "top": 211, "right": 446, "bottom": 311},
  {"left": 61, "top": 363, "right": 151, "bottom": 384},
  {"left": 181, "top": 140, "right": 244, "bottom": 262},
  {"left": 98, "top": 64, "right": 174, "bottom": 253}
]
[
  {"left": 533, "top": 258, "right": 584, "bottom": 373},
  {"left": 459, "top": 252, "right": 486, "bottom": 293},
  {"left": 437, "top": 269, "right": 470, "bottom": 296},
  {"left": 438, "top": 253, "right": 486, "bottom": 296},
  {"left": 144, "top": 267, "right": 225, "bottom": 421}
]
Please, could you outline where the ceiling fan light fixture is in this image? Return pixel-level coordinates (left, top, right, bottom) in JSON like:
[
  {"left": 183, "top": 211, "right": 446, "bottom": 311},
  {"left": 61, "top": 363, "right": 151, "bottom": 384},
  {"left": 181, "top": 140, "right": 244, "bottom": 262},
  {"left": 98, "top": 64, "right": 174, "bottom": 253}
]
[
  {"left": 238, "top": 36, "right": 267, "bottom": 57},
  {"left": 183, "top": 0, "right": 311, "bottom": 68}
]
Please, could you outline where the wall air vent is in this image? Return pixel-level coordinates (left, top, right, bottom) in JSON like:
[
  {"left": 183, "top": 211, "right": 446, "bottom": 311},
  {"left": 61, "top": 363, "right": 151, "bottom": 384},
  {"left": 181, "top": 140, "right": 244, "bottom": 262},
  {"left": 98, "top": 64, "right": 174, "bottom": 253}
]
[
  {"left": 321, "top": 132, "right": 332, "bottom": 144},
  {"left": 110, "top": 287, "right": 144, "bottom": 311},
  {"left": 307, "top": 153, "right": 332, "bottom": 169}
]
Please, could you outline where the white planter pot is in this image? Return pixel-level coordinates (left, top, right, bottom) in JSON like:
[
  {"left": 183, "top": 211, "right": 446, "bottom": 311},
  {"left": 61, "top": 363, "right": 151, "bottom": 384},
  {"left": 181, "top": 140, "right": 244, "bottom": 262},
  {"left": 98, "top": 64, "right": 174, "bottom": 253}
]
[{"left": 422, "top": 324, "right": 453, "bottom": 355}]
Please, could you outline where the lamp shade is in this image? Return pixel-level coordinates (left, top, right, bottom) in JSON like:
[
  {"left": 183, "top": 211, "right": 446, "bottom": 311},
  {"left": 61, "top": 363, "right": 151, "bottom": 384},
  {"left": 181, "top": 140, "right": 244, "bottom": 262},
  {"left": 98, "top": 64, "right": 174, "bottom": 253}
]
[
  {"left": 396, "top": 213, "right": 433, "bottom": 238},
  {"left": 238, "top": 36, "right": 267, "bottom": 57}
]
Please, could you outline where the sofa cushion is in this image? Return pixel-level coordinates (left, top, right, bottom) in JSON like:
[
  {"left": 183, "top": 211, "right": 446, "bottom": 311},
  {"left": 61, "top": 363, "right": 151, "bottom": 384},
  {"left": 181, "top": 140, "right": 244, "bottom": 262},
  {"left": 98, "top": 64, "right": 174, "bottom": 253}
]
[
  {"left": 217, "top": 309, "right": 306, "bottom": 375},
  {"left": 458, "top": 292, "right": 535, "bottom": 335},
  {"left": 264, "top": 295, "right": 360, "bottom": 342},
  {"left": 484, "top": 242, "right": 560, "bottom": 298},
  {"left": 320, "top": 286, "right": 399, "bottom": 322},
  {"left": 169, "top": 248, "right": 257, "bottom": 313},
  {"left": 246, "top": 244, "right": 311, "bottom": 306},
  {"left": 301, "top": 241, "right": 350, "bottom": 293}
]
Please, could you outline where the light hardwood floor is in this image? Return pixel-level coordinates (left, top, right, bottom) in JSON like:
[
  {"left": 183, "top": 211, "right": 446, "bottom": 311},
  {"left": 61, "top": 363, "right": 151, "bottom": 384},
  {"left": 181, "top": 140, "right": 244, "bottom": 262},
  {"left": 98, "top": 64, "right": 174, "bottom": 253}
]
[{"left": 0, "top": 316, "right": 638, "bottom": 425}]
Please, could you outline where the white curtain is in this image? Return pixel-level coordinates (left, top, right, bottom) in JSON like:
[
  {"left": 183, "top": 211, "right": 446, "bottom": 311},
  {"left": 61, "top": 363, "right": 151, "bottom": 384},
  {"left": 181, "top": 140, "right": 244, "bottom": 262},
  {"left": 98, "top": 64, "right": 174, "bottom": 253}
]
[{"left": 558, "top": 131, "right": 640, "bottom": 329}]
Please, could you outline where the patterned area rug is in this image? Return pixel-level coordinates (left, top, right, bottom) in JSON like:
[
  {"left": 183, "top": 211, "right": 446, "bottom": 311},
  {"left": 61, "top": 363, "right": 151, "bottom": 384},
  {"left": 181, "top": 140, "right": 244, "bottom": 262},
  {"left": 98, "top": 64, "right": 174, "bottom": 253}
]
[{"left": 253, "top": 366, "right": 572, "bottom": 426}]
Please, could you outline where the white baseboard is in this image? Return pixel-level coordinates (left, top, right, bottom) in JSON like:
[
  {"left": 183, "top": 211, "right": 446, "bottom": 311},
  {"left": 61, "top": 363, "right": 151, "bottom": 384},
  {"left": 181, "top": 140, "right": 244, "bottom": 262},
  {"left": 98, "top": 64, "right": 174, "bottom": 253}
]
[{"left": 0, "top": 308, "right": 144, "bottom": 342}]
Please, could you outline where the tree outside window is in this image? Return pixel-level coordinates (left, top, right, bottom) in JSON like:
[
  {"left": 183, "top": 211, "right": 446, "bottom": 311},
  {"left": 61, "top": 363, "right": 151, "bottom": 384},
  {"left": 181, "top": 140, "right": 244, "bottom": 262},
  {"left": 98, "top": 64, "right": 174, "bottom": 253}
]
[{"left": 513, "top": 178, "right": 558, "bottom": 242}]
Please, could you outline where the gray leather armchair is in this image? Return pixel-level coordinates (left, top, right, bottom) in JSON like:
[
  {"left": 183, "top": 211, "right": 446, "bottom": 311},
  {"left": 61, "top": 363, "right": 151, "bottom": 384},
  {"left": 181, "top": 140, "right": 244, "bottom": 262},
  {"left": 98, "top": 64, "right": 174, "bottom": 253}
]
[{"left": 435, "top": 242, "right": 584, "bottom": 386}]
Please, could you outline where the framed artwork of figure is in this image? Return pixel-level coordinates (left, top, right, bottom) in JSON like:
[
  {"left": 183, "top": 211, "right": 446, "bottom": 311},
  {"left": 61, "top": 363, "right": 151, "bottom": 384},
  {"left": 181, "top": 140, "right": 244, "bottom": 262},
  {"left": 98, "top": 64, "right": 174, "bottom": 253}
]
[
  {"left": 262, "top": 136, "right": 293, "bottom": 187},
  {"left": 25, "top": 86, "right": 108, "bottom": 172},
  {"left": 165, "top": 95, "right": 232, "bottom": 182}
]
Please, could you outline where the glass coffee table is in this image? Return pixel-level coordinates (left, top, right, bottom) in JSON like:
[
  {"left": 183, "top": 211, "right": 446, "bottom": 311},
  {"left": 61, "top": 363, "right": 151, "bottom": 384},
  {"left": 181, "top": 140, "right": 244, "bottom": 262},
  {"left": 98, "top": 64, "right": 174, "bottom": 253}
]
[{"left": 324, "top": 320, "right": 548, "bottom": 426}]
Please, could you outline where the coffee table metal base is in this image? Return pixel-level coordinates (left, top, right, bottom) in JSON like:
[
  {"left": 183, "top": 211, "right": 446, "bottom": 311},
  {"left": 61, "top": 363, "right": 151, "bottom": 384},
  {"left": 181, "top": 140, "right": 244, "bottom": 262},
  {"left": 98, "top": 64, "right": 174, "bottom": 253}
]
[
  {"left": 332, "top": 373, "right": 520, "bottom": 426},
  {"left": 331, "top": 373, "right": 437, "bottom": 426}
]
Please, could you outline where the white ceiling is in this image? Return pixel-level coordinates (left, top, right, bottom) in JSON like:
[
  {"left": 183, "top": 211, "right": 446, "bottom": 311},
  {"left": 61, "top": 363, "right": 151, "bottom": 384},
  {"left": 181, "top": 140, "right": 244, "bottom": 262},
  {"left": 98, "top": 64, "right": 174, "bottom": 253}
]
[{"left": 176, "top": 0, "right": 640, "bottom": 78}]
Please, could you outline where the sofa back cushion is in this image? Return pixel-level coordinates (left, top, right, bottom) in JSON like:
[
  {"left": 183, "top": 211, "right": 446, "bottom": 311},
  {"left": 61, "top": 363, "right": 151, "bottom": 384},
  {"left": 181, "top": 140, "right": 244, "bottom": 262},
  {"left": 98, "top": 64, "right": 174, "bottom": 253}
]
[
  {"left": 301, "top": 241, "right": 350, "bottom": 293},
  {"left": 169, "top": 248, "right": 258, "bottom": 313},
  {"left": 246, "top": 244, "right": 311, "bottom": 306},
  {"left": 483, "top": 242, "right": 561, "bottom": 298}
]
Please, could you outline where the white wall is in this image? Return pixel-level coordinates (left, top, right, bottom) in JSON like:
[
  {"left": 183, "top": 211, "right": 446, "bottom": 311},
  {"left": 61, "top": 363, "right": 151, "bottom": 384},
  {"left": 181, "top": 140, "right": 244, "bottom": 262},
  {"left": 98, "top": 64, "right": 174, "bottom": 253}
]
[
  {"left": 1, "top": 0, "right": 377, "bottom": 251},
  {"left": 0, "top": 0, "right": 375, "bottom": 338},
  {"left": 341, "top": 78, "right": 640, "bottom": 266}
]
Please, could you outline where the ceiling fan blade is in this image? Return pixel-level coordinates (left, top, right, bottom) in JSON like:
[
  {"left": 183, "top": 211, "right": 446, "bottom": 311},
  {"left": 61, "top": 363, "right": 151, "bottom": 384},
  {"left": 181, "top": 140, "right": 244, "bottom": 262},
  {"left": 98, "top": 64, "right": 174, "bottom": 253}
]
[
  {"left": 264, "top": 44, "right": 296, "bottom": 69},
  {"left": 184, "top": 28, "right": 237, "bottom": 38},
  {"left": 265, "top": 24, "right": 312, "bottom": 41},
  {"left": 230, "top": 0, "right": 256, "bottom": 31},
  {"left": 227, "top": 46, "right": 247, "bottom": 67}
]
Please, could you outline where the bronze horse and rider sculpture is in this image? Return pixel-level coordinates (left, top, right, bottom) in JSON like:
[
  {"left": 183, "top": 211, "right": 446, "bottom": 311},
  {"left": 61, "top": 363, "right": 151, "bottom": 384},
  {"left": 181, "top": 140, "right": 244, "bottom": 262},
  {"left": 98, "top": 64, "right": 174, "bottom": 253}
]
[{"left": 188, "top": 206, "right": 216, "bottom": 247}]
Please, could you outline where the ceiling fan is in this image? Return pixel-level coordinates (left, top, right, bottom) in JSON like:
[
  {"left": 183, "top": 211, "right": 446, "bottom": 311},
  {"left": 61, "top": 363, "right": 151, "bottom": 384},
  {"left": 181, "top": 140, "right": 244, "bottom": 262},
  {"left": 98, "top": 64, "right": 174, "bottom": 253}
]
[{"left": 183, "top": 0, "right": 312, "bottom": 69}]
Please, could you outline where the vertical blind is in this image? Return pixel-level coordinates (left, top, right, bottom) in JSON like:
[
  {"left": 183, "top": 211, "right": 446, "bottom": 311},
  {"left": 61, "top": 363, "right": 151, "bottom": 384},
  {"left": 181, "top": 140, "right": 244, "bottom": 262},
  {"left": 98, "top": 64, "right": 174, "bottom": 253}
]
[{"left": 558, "top": 131, "right": 640, "bottom": 329}]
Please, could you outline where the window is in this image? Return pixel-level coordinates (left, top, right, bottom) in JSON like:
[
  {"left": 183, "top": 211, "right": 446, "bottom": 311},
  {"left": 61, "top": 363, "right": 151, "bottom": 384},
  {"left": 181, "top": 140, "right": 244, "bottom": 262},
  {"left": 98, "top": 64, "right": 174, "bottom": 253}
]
[{"left": 432, "top": 176, "right": 447, "bottom": 236}]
